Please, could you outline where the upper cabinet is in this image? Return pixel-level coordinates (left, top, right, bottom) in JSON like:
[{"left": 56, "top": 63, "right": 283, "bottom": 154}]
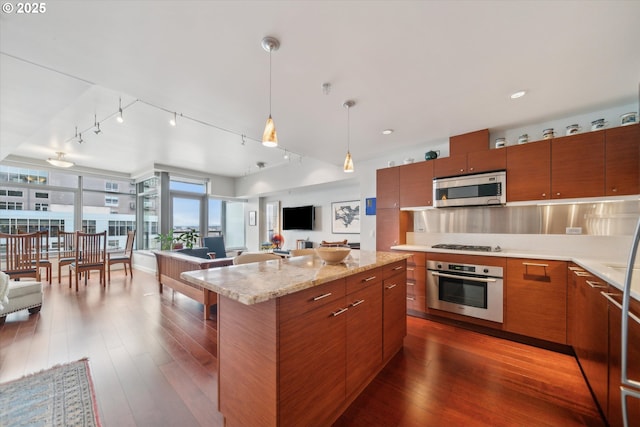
[
  {"left": 399, "top": 161, "right": 434, "bottom": 207},
  {"left": 551, "top": 131, "right": 605, "bottom": 199},
  {"left": 506, "top": 140, "right": 551, "bottom": 202},
  {"left": 376, "top": 166, "right": 400, "bottom": 209},
  {"left": 605, "top": 124, "right": 640, "bottom": 196},
  {"left": 434, "top": 129, "right": 501, "bottom": 177}
]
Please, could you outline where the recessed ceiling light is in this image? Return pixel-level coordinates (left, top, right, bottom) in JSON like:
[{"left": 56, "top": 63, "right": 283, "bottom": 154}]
[
  {"left": 382, "top": 129, "right": 394, "bottom": 135},
  {"left": 510, "top": 90, "right": 527, "bottom": 99}
]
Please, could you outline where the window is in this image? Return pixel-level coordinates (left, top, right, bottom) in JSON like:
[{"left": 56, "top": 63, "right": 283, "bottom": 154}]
[
  {"left": 35, "top": 203, "right": 49, "bottom": 211},
  {"left": 108, "top": 220, "right": 135, "bottom": 236},
  {"left": 105, "top": 196, "right": 119, "bottom": 206},
  {"left": 0, "top": 166, "right": 48, "bottom": 185},
  {"left": 35, "top": 192, "right": 49, "bottom": 199},
  {"left": 82, "top": 220, "right": 96, "bottom": 233},
  {"left": 0, "top": 202, "right": 23, "bottom": 210},
  {"left": 0, "top": 190, "right": 23, "bottom": 197},
  {"left": 105, "top": 182, "right": 119, "bottom": 192}
]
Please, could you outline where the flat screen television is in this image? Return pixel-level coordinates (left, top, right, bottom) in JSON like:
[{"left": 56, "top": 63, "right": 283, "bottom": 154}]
[{"left": 282, "top": 205, "right": 314, "bottom": 230}]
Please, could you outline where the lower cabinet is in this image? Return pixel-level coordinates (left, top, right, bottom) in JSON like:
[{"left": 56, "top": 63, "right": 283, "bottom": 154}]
[
  {"left": 403, "top": 251, "right": 426, "bottom": 314},
  {"left": 606, "top": 285, "right": 640, "bottom": 427},
  {"left": 383, "top": 261, "right": 408, "bottom": 362},
  {"left": 505, "top": 258, "right": 567, "bottom": 343}
]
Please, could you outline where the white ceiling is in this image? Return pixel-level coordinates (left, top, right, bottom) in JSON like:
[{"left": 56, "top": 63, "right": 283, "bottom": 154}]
[{"left": 1, "top": 0, "right": 639, "bottom": 178}]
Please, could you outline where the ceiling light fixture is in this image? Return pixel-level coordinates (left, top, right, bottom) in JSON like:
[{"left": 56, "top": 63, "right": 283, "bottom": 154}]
[
  {"left": 510, "top": 90, "right": 527, "bottom": 99},
  {"left": 116, "top": 97, "right": 124, "bottom": 123},
  {"left": 382, "top": 129, "right": 394, "bottom": 135},
  {"left": 261, "top": 36, "right": 280, "bottom": 147},
  {"left": 77, "top": 132, "right": 84, "bottom": 144},
  {"left": 343, "top": 100, "right": 355, "bottom": 173},
  {"left": 169, "top": 112, "right": 177, "bottom": 127},
  {"left": 93, "top": 114, "right": 101, "bottom": 134},
  {"left": 47, "top": 152, "right": 75, "bottom": 168}
]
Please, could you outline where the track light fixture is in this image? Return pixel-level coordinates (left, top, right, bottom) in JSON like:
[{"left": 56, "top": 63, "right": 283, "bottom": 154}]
[
  {"left": 261, "top": 36, "right": 280, "bottom": 147},
  {"left": 93, "top": 114, "right": 101, "bottom": 134},
  {"left": 343, "top": 100, "right": 355, "bottom": 173},
  {"left": 116, "top": 97, "right": 124, "bottom": 123},
  {"left": 47, "top": 152, "right": 75, "bottom": 168},
  {"left": 169, "top": 112, "right": 177, "bottom": 127},
  {"left": 77, "top": 132, "right": 84, "bottom": 144}
]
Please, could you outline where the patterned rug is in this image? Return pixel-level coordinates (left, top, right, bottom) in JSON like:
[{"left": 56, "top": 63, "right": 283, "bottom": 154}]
[{"left": 0, "top": 358, "right": 101, "bottom": 427}]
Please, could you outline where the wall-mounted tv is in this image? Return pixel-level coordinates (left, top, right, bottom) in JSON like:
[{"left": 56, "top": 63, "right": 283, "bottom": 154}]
[{"left": 282, "top": 205, "right": 315, "bottom": 230}]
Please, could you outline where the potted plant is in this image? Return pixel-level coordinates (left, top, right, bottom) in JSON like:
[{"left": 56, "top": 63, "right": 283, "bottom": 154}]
[
  {"left": 155, "top": 230, "right": 179, "bottom": 250},
  {"left": 178, "top": 228, "right": 199, "bottom": 249}
]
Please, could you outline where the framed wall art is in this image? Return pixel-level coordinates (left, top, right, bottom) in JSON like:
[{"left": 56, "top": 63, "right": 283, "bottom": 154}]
[
  {"left": 249, "top": 210, "right": 257, "bottom": 226},
  {"left": 331, "top": 200, "right": 360, "bottom": 234}
]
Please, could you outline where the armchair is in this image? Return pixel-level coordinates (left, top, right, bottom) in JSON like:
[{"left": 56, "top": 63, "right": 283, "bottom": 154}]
[
  {"left": 202, "top": 236, "right": 227, "bottom": 259},
  {"left": 0, "top": 271, "right": 42, "bottom": 325}
]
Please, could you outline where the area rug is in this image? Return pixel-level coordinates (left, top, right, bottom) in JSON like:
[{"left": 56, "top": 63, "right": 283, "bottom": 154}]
[{"left": 0, "top": 358, "right": 101, "bottom": 427}]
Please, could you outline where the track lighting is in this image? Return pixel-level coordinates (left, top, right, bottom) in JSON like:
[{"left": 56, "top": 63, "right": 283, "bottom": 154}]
[
  {"left": 169, "top": 112, "right": 177, "bottom": 127},
  {"left": 93, "top": 114, "right": 101, "bottom": 134},
  {"left": 78, "top": 132, "right": 84, "bottom": 144},
  {"left": 116, "top": 97, "right": 124, "bottom": 123},
  {"left": 343, "top": 100, "right": 355, "bottom": 173},
  {"left": 47, "top": 152, "right": 75, "bottom": 168},
  {"left": 261, "top": 36, "right": 280, "bottom": 147}
]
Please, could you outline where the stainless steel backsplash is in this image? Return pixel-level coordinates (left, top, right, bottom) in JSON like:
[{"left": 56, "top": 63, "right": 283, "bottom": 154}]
[{"left": 412, "top": 200, "right": 640, "bottom": 236}]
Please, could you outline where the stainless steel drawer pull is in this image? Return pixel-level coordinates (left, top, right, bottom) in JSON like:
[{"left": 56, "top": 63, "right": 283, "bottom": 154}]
[
  {"left": 312, "top": 292, "right": 332, "bottom": 301},
  {"left": 331, "top": 307, "right": 348, "bottom": 317},
  {"left": 385, "top": 284, "right": 398, "bottom": 290},
  {"left": 407, "top": 267, "right": 415, "bottom": 271},
  {"left": 586, "top": 280, "right": 607, "bottom": 289},
  {"left": 407, "top": 296, "right": 415, "bottom": 301},
  {"left": 574, "top": 271, "right": 591, "bottom": 277},
  {"left": 350, "top": 299, "right": 365, "bottom": 307},
  {"left": 393, "top": 266, "right": 404, "bottom": 271},
  {"left": 432, "top": 271, "right": 497, "bottom": 283},
  {"left": 522, "top": 262, "right": 549, "bottom": 268},
  {"left": 362, "top": 276, "right": 377, "bottom": 282},
  {"left": 601, "top": 292, "right": 640, "bottom": 325},
  {"left": 406, "top": 282, "right": 415, "bottom": 286}
]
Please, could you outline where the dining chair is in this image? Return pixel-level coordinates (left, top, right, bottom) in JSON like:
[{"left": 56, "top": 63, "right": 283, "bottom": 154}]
[
  {"left": 289, "top": 248, "right": 316, "bottom": 256},
  {"left": 35, "top": 230, "right": 52, "bottom": 284},
  {"left": 57, "top": 231, "right": 76, "bottom": 284},
  {"left": 233, "top": 252, "right": 281, "bottom": 265},
  {"left": 69, "top": 231, "right": 107, "bottom": 291},
  {"left": 0, "top": 232, "right": 41, "bottom": 281},
  {"left": 108, "top": 230, "right": 135, "bottom": 282}
]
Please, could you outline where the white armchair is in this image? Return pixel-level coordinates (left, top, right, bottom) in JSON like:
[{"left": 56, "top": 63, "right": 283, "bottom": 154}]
[{"left": 0, "top": 271, "right": 43, "bottom": 325}]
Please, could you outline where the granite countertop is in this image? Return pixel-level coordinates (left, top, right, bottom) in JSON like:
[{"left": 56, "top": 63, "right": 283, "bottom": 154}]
[
  {"left": 180, "top": 250, "right": 410, "bottom": 305},
  {"left": 392, "top": 244, "right": 640, "bottom": 301}
]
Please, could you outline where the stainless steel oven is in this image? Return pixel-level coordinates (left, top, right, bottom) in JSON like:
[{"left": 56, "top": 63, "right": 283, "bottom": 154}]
[{"left": 427, "top": 260, "right": 503, "bottom": 323}]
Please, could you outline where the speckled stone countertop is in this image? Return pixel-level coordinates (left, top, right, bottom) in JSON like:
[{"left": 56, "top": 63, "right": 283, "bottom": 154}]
[{"left": 180, "top": 250, "right": 410, "bottom": 305}]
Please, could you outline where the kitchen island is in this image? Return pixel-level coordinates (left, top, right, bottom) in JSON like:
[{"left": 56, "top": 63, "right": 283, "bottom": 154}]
[{"left": 181, "top": 250, "right": 409, "bottom": 427}]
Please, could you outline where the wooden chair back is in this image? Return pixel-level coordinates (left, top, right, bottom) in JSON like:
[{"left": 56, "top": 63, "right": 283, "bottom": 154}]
[
  {"left": 57, "top": 231, "right": 76, "bottom": 260},
  {"left": 0, "top": 232, "right": 41, "bottom": 281},
  {"left": 123, "top": 230, "right": 135, "bottom": 256},
  {"left": 75, "top": 231, "right": 107, "bottom": 267}
]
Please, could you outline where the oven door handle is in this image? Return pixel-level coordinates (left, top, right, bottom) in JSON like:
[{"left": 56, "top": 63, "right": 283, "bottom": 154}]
[{"left": 431, "top": 271, "right": 498, "bottom": 283}]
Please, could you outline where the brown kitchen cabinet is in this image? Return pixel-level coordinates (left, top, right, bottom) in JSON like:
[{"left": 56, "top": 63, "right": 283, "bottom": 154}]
[
  {"left": 505, "top": 258, "right": 567, "bottom": 344},
  {"left": 605, "top": 285, "right": 640, "bottom": 427},
  {"left": 376, "top": 208, "right": 410, "bottom": 251},
  {"left": 382, "top": 261, "right": 407, "bottom": 362},
  {"left": 402, "top": 251, "right": 426, "bottom": 314},
  {"left": 433, "top": 149, "right": 505, "bottom": 178},
  {"left": 399, "top": 161, "right": 434, "bottom": 207},
  {"left": 506, "top": 140, "right": 551, "bottom": 202},
  {"left": 551, "top": 131, "right": 605, "bottom": 199},
  {"left": 605, "top": 123, "right": 640, "bottom": 196},
  {"left": 279, "top": 279, "right": 347, "bottom": 427},
  {"left": 572, "top": 270, "right": 609, "bottom": 419},
  {"left": 376, "top": 166, "right": 400, "bottom": 209}
]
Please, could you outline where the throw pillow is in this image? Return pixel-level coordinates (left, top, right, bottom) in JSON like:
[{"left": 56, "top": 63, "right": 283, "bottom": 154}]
[{"left": 0, "top": 271, "right": 9, "bottom": 311}]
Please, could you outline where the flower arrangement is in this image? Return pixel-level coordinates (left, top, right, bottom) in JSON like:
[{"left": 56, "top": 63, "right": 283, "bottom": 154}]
[{"left": 271, "top": 233, "right": 284, "bottom": 249}]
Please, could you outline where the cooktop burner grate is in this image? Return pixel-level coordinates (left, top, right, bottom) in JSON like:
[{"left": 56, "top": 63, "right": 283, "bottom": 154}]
[{"left": 431, "top": 244, "right": 496, "bottom": 252}]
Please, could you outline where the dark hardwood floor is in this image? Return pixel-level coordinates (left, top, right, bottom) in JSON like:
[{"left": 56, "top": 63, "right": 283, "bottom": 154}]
[{"left": 0, "top": 269, "right": 604, "bottom": 426}]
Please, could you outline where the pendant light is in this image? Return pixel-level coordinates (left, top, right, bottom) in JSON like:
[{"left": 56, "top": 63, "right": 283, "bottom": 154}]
[
  {"left": 343, "top": 100, "right": 355, "bottom": 173},
  {"left": 261, "top": 36, "right": 280, "bottom": 147},
  {"left": 116, "top": 97, "right": 124, "bottom": 123}
]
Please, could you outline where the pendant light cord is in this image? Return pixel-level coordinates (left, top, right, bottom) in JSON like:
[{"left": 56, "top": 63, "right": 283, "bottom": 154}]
[
  {"left": 347, "top": 105, "right": 351, "bottom": 152},
  {"left": 269, "top": 49, "right": 272, "bottom": 115}
]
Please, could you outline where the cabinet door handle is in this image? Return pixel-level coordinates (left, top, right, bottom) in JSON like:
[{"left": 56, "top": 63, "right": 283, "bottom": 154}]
[
  {"left": 574, "top": 271, "right": 591, "bottom": 277},
  {"left": 407, "top": 267, "right": 415, "bottom": 271},
  {"left": 362, "top": 276, "right": 377, "bottom": 282},
  {"left": 522, "top": 262, "right": 549, "bottom": 268},
  {"left": 601, "top": 292, "right": 640, "bottom": 325},
  {"left": 586, "top": 280, "right": 607, "bottom": 289},
  {"left": 406, "top": 282, "right": 415, "bottom": 286},
  {"left": 350, "top": 299, "right": 365, "bottom": 307},
  {"left": 393, "top": 266, "right": 404, "bottom": 271},
  {"left": 385, "top": 284, "right": 398, "bottom": 290},
  {"left": 312, "top": 292, "right": 332, "bottom": 301},
  {"left": 407, "top": 296, "right": 416, "bottom": 301},
  {"left": 331, "top": 307, "right": 349, "bottom": 317}
]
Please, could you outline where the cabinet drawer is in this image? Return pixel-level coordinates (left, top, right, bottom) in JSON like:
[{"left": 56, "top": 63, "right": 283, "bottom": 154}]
[
  {"left": 507, "top": 259, "right": 567, "bottom": 283},
  {"left": 406, "top": 265, "right": 425, "bottom": 282},
  {"left": 383, "top": 260, "right": 406, "bottom": 279},
  {"left": 406, "top": 280, "right": 426, "bottom": 313},
  {"left": 346, "top": 267, "right": 382, "bottom": 295},
  {"left": 279, "top": 278, "right": 346, "bottom": 322},
  {"left": 397, "top": 251, "right": 425, "bottom": 267}
]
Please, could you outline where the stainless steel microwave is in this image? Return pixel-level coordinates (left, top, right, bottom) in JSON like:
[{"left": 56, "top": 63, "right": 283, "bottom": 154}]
[{"left": 433, "top": 170, "right": 506, "bottom": 208}]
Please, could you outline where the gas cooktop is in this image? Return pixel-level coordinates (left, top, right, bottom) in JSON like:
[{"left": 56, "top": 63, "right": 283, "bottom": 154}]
[{"left": 431, "top": 243, "right": 501, "bottom": 252}]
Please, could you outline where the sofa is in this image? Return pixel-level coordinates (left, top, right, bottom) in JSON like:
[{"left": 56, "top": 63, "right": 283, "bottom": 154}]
[{"left": 0, "top": 271, "right": 43, "bottom": 325}]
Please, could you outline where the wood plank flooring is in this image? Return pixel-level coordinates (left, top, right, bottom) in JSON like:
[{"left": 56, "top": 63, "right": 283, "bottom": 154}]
[{"left": 0, "top": 269, "right": 604, "bottom": 426}]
